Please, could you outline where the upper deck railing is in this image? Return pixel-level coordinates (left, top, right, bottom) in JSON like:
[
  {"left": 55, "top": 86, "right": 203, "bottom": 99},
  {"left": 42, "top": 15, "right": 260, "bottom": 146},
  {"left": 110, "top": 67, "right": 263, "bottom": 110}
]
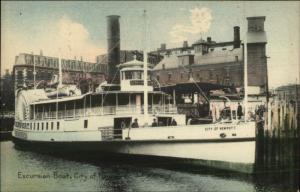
[{"left": 32, "top": 104, "right": 177, "bottom": 120}]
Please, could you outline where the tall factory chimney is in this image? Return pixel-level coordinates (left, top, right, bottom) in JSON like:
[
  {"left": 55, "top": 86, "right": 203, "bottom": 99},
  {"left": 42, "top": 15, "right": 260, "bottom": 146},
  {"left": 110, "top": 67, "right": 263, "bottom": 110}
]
[
  {"left": 107, "top": 15, "right": 120, "bottom": 84},
  {"left": 246, "top": 16, "right": 267, "bottom": 92},
  {"left": 233, "top": 26, "right": 240, "bottom": 48}
]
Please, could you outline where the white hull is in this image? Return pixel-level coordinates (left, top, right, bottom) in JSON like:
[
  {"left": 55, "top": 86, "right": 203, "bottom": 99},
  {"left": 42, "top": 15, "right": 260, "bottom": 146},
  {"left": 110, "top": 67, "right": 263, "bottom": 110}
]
[{"left": 12, "top": 120, "right": 256, "bottom": 173}]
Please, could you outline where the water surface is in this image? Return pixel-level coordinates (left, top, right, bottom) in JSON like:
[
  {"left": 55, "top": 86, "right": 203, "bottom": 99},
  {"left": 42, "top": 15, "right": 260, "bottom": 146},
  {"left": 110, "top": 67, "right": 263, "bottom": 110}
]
[{"left": 0, "top": 141, "right": 297, "bottom": 192}]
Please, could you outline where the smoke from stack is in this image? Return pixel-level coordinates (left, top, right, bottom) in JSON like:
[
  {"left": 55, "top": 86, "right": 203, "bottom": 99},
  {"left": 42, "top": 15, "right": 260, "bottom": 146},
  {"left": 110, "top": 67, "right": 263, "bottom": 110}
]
[
  {"left": 107, "top": 15, "right": 120, "bottom": 84},
  {"left": 233, "top": 26, "right": 240, "bottom": 48}
]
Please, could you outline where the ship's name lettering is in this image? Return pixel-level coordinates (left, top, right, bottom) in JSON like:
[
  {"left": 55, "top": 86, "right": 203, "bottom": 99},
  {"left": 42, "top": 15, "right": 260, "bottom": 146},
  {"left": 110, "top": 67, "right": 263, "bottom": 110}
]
[{"left": 205, "top": 126, "right": 236, "bottom": 131}]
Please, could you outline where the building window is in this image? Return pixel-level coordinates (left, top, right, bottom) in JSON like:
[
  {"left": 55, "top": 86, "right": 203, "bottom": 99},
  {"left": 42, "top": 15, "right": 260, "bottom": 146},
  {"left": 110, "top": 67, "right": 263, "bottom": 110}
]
[
  {"left": 46, "top": 122, "right": 48, "bottom": 130},
  {"left": 51, "top": 122, "right": 54, "bottom": 130},
  {"left": 162, "top": 64, "right": 165, "bottom": 70},
  {"left": 57, "top": 122, "right": 60, "bottom": 130},
  {"left": 84, "top": 120, "right": 88, "bottom": 128},
  {"left": 37, "top": 123, "right": 39, "bottom": 130},
  {"left": 42, "top": 123, "right": 44, "bottom": 130},
  {"left": 209, "top": 70, "right": 213, "bottom": 80},
  {"left": 181, "top": 73, "right": 183, "bottom": 79},
  {"left": 226, "top": 68, "right": 230, "bottom": 78},
  {"left": 34, "top": 123, "right": 35, "bottom": 130},
  {"left": 30, "top": 123, "right": 32, "bottom": 130},
  {"left": 168, "top": 73, "right": 171, "bottom": 81},
  {"left": 235, "top": 56, "right": 238, "bottom": 62},
  {"left": 157, "top": 75, "right": 160, "bottom": 81}
]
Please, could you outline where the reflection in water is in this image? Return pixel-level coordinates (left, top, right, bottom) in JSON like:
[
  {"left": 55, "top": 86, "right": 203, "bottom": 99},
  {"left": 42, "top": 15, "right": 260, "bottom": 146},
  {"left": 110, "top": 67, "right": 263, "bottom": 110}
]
[{"left": 1, "top": 141, "right": 298, "bottom": 192}]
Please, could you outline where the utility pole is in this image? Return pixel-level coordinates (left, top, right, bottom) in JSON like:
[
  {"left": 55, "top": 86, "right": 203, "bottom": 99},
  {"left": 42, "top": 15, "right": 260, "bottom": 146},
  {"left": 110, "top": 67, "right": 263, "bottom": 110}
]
[
  {"left": 262, "top": 55, "right": 270, "bottom": 129},
  {"left": 262, "top": 55, "right": 270, "bottom": 103}
]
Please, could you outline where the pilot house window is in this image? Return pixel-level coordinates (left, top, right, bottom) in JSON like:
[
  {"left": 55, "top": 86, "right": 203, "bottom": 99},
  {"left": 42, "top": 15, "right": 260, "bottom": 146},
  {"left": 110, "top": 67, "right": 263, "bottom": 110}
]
[{"left": 125, "top": 71, "right": 133, "bottom": 79}]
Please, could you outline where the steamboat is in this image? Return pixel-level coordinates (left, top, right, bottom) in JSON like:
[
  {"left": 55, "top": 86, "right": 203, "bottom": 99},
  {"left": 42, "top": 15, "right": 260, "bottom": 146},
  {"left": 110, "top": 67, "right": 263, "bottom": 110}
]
[{"left": 12, "top": 14, "right": 256, "bottom": 173}]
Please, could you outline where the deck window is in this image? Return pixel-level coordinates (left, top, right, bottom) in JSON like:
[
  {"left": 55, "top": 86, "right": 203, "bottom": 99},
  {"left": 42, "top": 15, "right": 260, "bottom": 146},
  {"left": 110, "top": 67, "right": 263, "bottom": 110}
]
[{"left": 84, "top": 120, "right": 88, "bottom": 128}]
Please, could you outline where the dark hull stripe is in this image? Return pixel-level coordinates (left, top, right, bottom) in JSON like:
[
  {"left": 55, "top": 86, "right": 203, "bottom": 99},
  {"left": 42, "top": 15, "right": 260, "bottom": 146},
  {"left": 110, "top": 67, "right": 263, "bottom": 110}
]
[
  {"left": 12, "top": 136, "right": 255, "bottom": 154},
  {"left": 12, "top": 136, "right": 255, "bottom": 145}
]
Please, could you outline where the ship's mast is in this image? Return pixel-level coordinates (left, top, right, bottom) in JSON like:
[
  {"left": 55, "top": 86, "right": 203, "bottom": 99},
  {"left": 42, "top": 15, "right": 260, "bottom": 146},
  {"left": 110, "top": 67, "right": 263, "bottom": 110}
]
[
  {"left": 143, "top": 10, "right": 148, "bottom": 125},
  {"left": 244, "top": 28, "right": 248, "bottom": 121},
  {"left": 56, "top": 58, "right": 62, "bottom": 119},
  {"left": 33, "top": 53, "right": 36, "bottom": 90},
  {"left": 58, "top": 58, "right": 62, "bottom": 88},
  {"left": 33, "top": 52, "right": 36, "bottom": 120}
]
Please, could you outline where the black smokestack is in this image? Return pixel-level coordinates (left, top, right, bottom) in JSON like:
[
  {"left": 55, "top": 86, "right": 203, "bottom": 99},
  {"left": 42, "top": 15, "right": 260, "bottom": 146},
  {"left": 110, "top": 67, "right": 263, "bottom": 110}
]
[
  {"left": 183, "top": 41, "right": 188, "bottom": 48},
  {"left": 233, "top": 26, "right": 240, "bottom": 48},
  {"left": 207, "top": 37, "right": 211, "bottom": 43},
  {"left": 107, "top": 15, "right": 120, "bottom": 84}
]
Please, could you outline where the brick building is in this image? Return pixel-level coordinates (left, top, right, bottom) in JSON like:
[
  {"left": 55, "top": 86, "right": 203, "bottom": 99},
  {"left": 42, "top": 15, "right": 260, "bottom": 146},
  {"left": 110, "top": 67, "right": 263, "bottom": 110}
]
[
  {"left": 13, "top": 52, "right": 107, "bottom": 88},
  {"left": 96, "top": 50, "right": 162, "bottom": 67},
  {"left": 13, "top": 50, "right": 162, "bottom": 89},
  {"left": 151, "top": 16, "right": 268, "bottom": 94},
  {"left": 13, "top": 16, "right": 267, "bottom": 94}
]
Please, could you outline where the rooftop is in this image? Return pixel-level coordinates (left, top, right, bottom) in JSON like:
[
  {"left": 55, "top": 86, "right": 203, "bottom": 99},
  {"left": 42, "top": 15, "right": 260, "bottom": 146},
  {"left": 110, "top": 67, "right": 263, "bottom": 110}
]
[{"left": 153, "top": 46, "right": 243, "bottom": 70}]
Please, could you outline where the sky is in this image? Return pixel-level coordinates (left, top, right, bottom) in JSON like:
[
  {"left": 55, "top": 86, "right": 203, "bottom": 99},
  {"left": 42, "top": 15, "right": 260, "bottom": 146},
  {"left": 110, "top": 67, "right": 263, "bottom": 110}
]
[{"left": 1, "top": 1, "right": 299, "bottom": 88}]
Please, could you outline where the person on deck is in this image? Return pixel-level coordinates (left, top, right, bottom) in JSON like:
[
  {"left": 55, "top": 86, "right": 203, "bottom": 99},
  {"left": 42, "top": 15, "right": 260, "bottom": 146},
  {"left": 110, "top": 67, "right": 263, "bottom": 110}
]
[
  {"left": 131, "top": 118, "right": 139, "bottom": 128},
  {"left": 237, "top": 102, "right": 243, "bottom": 119},
  {"left": 171, "top": 118, "right": 177, "bottom": 126},
  {"left": 152, "top": 119, "right": 158, "bottom": 127},
  {"left": 120, "top": 121, "right": 126, "bottom": 129}
]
